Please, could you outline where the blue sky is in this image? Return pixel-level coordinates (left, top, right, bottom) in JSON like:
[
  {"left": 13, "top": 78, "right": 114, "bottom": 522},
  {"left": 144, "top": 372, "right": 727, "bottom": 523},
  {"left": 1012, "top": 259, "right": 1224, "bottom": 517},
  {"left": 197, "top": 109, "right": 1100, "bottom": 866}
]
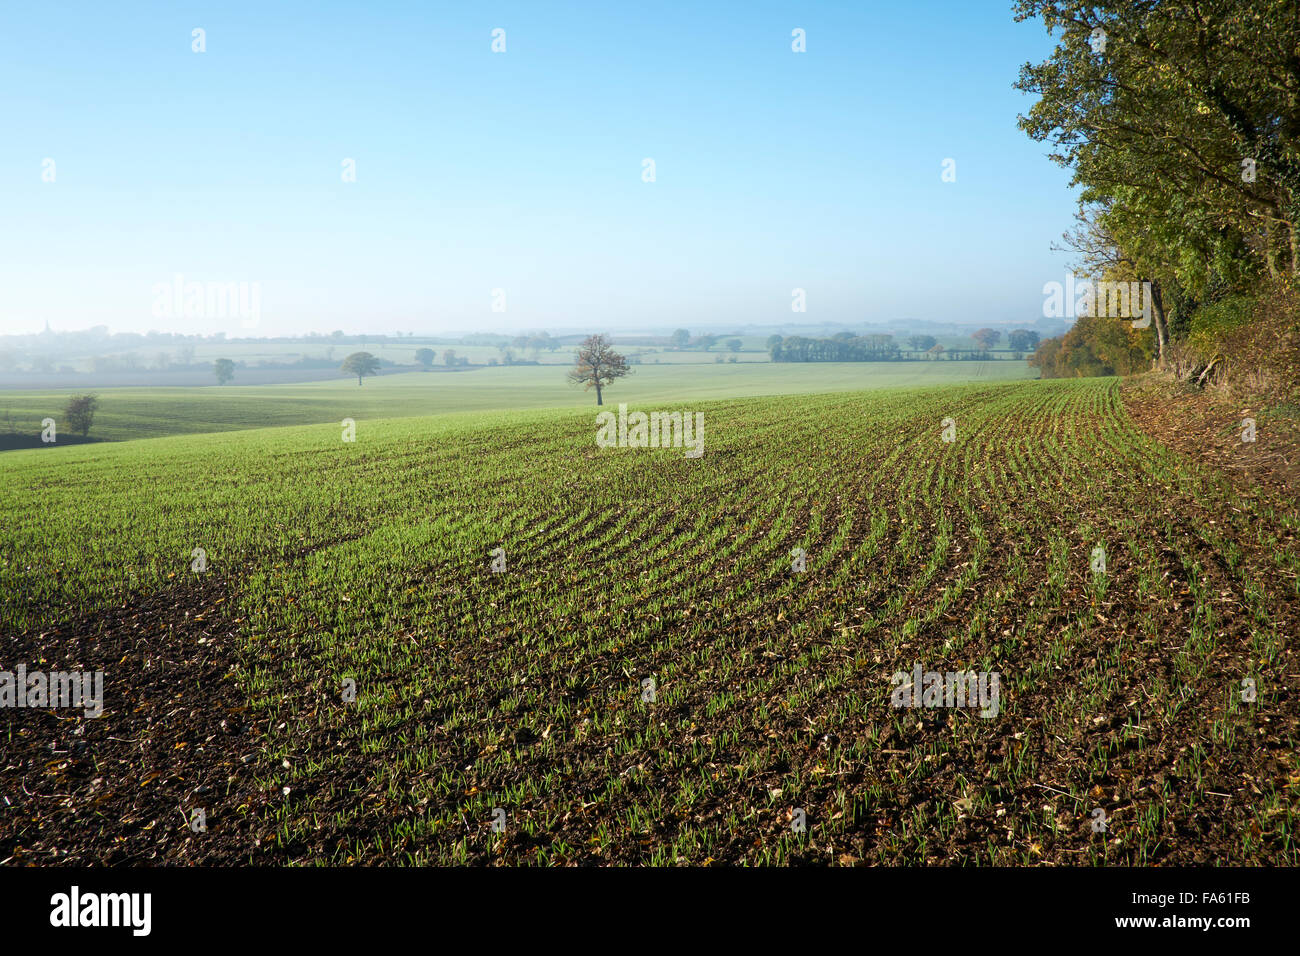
[{"left": 0, "top": 1, "right": 1076, "bottom": 336}]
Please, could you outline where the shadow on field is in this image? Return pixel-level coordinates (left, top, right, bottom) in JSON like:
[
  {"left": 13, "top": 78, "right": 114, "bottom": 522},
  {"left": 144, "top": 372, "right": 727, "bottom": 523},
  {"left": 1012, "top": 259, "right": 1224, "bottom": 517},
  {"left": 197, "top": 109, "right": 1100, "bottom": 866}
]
[{"left": 0, "top": 433, "right": 110, "bottom": 451}]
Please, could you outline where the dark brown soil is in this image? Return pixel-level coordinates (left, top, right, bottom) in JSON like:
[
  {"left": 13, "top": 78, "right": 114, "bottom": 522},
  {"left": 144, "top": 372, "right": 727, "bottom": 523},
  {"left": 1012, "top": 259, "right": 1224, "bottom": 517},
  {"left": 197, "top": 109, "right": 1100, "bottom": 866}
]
[{"left": 0, "top": 576, "right": 281, "bottom": 864}]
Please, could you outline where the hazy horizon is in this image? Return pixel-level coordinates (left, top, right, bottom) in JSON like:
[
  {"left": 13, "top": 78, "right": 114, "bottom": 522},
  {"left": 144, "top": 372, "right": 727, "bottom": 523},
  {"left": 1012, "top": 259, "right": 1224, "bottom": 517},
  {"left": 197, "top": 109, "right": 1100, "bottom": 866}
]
[{"left": 1, "top": 314, "right": 1069, "bottom": 342}]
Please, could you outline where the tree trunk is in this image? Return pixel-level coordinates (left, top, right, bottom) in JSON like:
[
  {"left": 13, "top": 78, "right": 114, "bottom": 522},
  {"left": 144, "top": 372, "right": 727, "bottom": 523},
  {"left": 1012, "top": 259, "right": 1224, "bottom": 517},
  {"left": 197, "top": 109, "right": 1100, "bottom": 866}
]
[
  {"left": 1265, "top": 215, "right": 1283, "bottom": 278},
  {"left": 1288, "top": 198, "right": 1299, "bottom": 275},
  {"left": 1149, "top": 278, "right": 1169, "bottom": 368},
  {"left": 595, "top": 380, "right": 603, "bottom": 406}
]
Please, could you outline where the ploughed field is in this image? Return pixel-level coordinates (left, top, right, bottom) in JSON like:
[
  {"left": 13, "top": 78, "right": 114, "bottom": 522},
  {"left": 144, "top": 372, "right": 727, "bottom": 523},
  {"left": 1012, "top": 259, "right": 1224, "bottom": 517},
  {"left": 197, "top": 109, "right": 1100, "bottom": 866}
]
[{"left": 2, "top": 377, "right": 1297, "bottom": 865}]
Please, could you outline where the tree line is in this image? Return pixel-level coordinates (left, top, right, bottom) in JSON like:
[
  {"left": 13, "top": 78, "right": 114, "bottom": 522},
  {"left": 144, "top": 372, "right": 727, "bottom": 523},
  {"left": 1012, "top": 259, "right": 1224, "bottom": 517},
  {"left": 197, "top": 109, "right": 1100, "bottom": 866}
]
[
  {"left": 1016, "top": 0, "right": 1299, "bottom": 383},
  {"left": 767, "top": 329, "right": 1040, "bottom": 362}
]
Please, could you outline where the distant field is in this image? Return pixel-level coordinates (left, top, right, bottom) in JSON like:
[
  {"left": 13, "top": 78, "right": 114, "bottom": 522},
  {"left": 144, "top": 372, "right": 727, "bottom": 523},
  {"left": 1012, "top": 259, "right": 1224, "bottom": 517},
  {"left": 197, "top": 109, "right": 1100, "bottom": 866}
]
[
  {"left": 2, "top": 336, "right": 1031, "bottom": 390},
  {"left": 0, "top": 360, "right": 1039, "bottom": 443},
  {"left": 78, "top": 333, "right": 1019, "bottom": 370},
  {"left": 3, "top": 376, "right": 1296, "bottom": 865}
]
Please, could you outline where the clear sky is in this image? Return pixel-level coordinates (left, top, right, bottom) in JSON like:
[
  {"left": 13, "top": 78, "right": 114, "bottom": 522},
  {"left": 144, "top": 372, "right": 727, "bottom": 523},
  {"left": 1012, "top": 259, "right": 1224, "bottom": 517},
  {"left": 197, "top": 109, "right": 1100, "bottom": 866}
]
[{"left": 0, "top": 1, "right": 1076, "bottom": 337}]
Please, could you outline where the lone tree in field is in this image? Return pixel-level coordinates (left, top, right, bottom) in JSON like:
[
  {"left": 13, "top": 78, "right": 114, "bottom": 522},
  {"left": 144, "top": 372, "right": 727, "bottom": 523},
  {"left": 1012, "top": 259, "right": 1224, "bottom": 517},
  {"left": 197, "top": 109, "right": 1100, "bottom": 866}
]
[
  {"left": 341, "top": 351, "right": 381, "bottom": 386},
  {"left": 414, "top": 348, "right": 436, "bottom": 369},
  {"left": 567, "top": 334, "right": 630, "bottom": 406},
  {"left": 64, "top": 393, "right": 99, "bottom": 438},
  {"left": 213, "top": 358, "right": 235, "bottom": 385},
  {"left": 971, "top": 328, "right": 1001, "bottom": 351},
  {"left": 670, "top": 328, "right": 691, "bottom": 349}
]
